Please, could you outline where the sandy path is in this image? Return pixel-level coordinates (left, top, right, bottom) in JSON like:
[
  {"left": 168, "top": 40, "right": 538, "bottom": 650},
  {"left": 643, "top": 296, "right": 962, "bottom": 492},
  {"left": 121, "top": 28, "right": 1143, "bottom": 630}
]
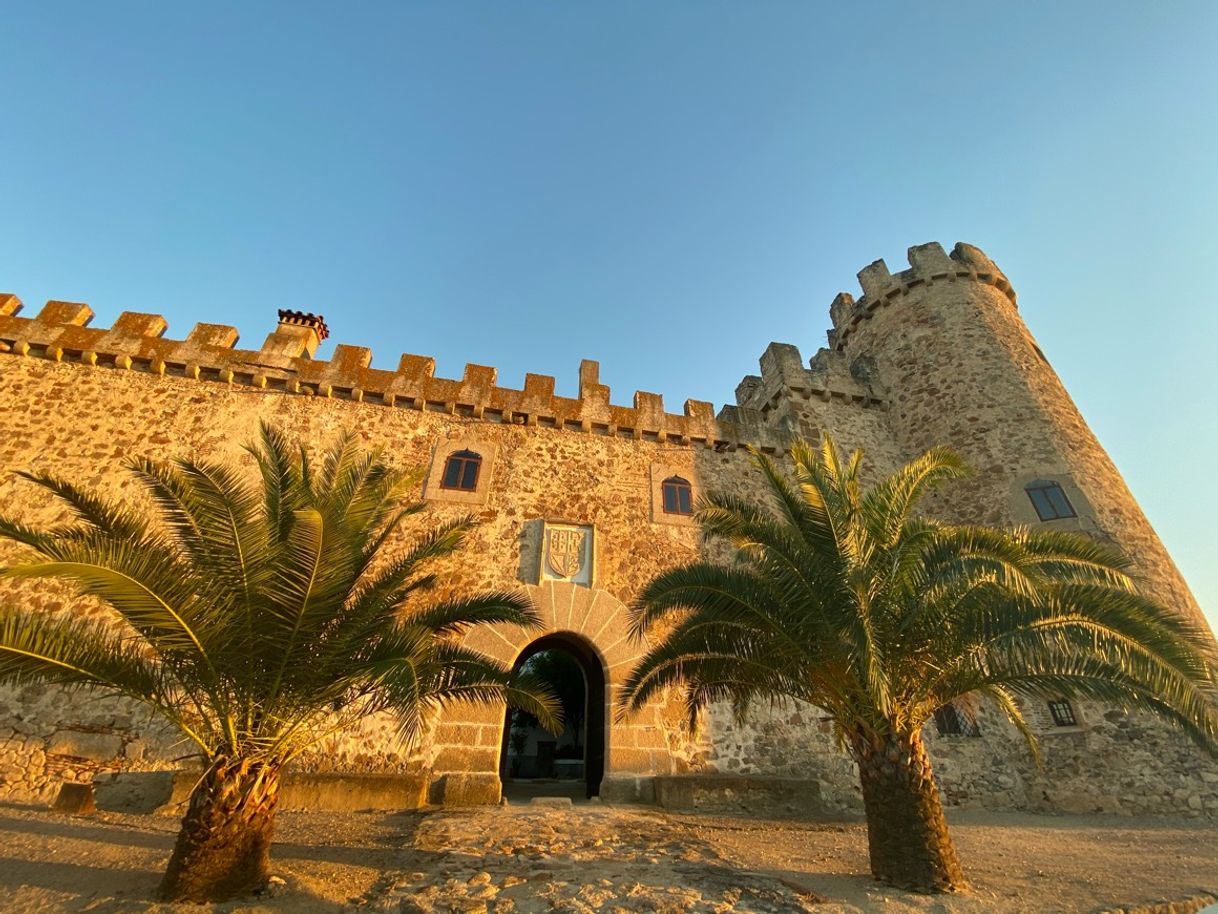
[{"left": 0, "top": 802, "right": 1214, "bottom": 913}]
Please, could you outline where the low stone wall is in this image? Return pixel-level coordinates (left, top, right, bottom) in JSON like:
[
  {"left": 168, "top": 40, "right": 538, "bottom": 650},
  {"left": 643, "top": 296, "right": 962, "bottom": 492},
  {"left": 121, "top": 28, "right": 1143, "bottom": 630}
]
[
  {"left": 0, "top": 685, "right": 186, "bottom": 804},
  {"left": 696, "top": 697, "right": 1218, "bottom": 820},
  {"left": 92, "top": 770, "right": 430, "bottom": 815},
  {"left": 654, "top": 775, "right": 828, "bottom": 817},
  {"left": 0, "top": 680, "right": 436, "bottom": 805}
]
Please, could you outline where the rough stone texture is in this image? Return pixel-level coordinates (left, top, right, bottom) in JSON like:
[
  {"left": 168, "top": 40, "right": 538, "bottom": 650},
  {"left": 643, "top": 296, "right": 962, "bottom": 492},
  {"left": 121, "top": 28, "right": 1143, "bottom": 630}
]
[
  {"left": 654, "top": 773, "right": 828, "bottom": 816},
  {"left": 0, "top": 241, "right": 1214, "bottom": 819},
  {"left": 93, "top": 769, "right": 430, "bottom": 815},
  {"left": 358, "top": 804, "right": 827, "bottom": 914},
  {"left": 51, "top": 781, "right": 95, "bottom": 815},
  {"left": 45, "top": 730, "right": 124, "bottom": 762}
]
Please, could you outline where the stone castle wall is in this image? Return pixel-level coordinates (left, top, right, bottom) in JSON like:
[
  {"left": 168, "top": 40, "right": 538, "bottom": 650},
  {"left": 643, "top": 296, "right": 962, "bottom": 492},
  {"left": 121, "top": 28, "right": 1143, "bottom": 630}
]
[{"left": 0, "top": 241, "right": 1214, "bottom": 816}]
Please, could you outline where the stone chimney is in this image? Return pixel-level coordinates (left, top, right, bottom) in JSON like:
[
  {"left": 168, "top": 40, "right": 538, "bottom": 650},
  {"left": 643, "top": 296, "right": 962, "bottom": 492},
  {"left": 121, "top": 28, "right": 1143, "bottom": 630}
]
[{"left": 261, "top": 309, "right": 329, "bottom": 359}]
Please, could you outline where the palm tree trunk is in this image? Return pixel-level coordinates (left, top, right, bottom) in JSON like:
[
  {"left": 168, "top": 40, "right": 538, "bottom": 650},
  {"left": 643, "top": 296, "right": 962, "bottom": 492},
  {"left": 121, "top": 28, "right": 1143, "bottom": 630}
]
[
  {"left": 158, "top": 756, "right": 282, "bottom": 902},
  {"left": 854, "top": 730, "right": 967, "bottom": 893}
]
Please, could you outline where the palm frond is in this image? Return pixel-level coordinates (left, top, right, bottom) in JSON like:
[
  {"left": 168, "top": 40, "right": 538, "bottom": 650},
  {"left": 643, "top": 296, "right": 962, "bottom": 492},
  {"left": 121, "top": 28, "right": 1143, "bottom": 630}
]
[
  {"left": 403, "top": 590, "right": 541, "bottom": 636},
  {"left": 13, "top": 471, "right": 147, "bottom": 540}
]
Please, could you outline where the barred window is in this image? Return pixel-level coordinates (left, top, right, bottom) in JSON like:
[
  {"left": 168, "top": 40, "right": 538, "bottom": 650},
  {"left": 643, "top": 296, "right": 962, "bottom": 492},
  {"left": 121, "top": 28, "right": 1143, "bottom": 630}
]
[
  {"left": 933, "top": 704, "right": 981, "bottom": 737},
  {"left": 1026, "top": 480, "right": 1076, "bottom": 521},
  {"left": 440, "top": 450, "right": 482, "bottom": 492},
  {"left": 661, "top": 476, "right": 693, "bottom": 515},
  {"left": 1048, "top": 699, "right": 1077, "bottom": 727}
]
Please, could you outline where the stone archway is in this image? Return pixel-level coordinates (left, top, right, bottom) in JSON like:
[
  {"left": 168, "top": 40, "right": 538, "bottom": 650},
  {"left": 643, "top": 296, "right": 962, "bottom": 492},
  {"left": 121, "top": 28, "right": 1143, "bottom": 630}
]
[
  {"left": 430, "top": 582, "right": 677, "bottom": 806},
  {"left": 499, "top": 631, "right": 606, "bottom": 799}
]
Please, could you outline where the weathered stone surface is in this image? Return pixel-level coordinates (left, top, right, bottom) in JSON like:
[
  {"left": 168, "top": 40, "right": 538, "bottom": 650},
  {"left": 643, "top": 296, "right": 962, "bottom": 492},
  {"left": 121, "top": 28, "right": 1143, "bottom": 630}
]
[
  {"left": 435, "top": 773, "right": 502, "bottom": 807},
  {"left": 94, "top": 769, "right": 431, "bottom": 815},
  {"left": 0, "top": 240, "right": 1214, "bottom": 817},
  {"left": 93, "top": 770, "right": 182, "bottom": 814},
  {"left": 279, "top": 772, "right": 429, "bottom": 812},
  {"left": 655, "top": 774, "right": 827, "bottom": 816},
  {"left": 51, "top": 781, "right": 95, "bottom": 814},
  {"left": 45, "top": 730, "right": 122, "bottom": 761}
]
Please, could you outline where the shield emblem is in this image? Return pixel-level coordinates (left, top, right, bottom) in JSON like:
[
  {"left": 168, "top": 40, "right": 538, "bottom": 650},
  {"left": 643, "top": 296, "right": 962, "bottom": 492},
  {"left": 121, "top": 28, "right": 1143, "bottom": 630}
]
[{"left": 547, "top": 528, "right": 587, "bottom": 579}]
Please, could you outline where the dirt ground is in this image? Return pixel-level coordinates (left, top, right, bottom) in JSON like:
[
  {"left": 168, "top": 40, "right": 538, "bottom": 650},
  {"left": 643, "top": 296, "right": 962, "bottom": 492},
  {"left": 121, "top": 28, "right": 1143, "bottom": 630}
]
[{"left": 0, "top": 800, "right": 1215, "bottom": 914}]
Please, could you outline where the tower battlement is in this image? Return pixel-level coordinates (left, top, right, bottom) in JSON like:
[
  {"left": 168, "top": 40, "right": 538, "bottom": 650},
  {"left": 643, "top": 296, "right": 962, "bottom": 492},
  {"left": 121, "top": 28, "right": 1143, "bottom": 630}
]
[{"left": 827, "top": 242, "right": 1015, "bottom": 351}]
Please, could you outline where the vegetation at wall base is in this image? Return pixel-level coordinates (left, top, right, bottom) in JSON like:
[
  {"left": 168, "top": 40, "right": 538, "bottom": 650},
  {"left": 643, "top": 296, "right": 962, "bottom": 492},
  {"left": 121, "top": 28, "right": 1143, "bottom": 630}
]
[
  {"left": 621, "top": 435, "right": 1218, "bottom": 893},
  {"left": 0, "top": 422, "right": 559, "bottom": 902}
]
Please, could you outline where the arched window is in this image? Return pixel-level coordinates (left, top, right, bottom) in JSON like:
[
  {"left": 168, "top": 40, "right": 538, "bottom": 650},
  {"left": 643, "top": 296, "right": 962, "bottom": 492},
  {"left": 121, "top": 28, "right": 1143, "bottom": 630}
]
[
  {"left": 661, "top": 476, "right": 693, "bottom": 515},
  {"left": 1025, "top": 479, "right": 1076, "bottom": 521},
  {"left": 440, "top": 450, "right": 482, "bottom": 492}
]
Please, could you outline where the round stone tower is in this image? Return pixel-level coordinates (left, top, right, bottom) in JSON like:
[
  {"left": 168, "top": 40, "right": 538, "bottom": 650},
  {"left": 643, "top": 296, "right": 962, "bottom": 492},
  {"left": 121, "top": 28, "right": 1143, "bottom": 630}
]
[{"left": 828, "top": 241, "right": 1208, "bottom": 632}]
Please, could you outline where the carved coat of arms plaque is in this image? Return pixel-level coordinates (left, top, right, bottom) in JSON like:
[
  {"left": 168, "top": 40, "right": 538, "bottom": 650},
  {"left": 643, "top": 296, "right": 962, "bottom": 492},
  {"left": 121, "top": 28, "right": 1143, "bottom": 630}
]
[{"left": 540, "top": 522, "right": 594, "bottom": 586}]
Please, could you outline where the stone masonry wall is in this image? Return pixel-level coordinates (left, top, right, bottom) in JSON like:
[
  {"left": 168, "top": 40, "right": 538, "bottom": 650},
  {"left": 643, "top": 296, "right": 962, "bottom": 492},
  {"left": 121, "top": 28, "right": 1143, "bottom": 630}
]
[
  {"left": 694, "top": 241, "right": 1216, "bottom": 819},
  {"left": 0, "top": 319, "right": 824, "bottom": 803},
  {"left": 0, "top": 241, "right": 1214, "bottom": 817}
]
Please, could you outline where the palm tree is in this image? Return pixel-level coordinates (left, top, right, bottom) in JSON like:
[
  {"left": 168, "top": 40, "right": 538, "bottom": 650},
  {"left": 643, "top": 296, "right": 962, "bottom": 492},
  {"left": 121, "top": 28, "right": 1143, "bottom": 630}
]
[
  {"left": 0, "top": 423, "right": 558, "bottom": 902},
  {"left": 621, "top": 436, "right": 1218, "bottom": 892}
]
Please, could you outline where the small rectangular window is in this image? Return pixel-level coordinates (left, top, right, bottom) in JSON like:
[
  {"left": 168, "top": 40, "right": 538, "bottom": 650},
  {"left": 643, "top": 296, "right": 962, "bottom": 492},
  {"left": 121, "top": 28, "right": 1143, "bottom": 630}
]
[
  {"left": 1026, "top": 481, "right": 1077, "bottom": 521},
  {"left": 440, "top": 450, "right": 482, "bottom": 492},
  {"left": 1048, "top": 699, "right": 1077, "bottom": 727},
  {"left": 934, "top": 706, "right": 962, "bottom": 736},
  {"left": 661, "top": 476, "right": 693, "bottom": 516},
  {"left": 933, "top": 704, "right": 980, "bottom": 737}
]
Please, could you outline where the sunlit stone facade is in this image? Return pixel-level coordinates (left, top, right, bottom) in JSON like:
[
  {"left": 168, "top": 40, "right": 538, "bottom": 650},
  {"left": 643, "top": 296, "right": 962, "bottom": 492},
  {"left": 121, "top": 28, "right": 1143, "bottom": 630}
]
[{"left": 0, "top": 242, "right": 1214, "bottom": 816}]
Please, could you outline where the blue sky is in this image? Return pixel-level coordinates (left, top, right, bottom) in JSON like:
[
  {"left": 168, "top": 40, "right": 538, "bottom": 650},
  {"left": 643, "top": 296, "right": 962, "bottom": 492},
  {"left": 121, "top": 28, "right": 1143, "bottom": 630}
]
[{"left": 1, "top": 3, "right": 1215, "bottom": 627}]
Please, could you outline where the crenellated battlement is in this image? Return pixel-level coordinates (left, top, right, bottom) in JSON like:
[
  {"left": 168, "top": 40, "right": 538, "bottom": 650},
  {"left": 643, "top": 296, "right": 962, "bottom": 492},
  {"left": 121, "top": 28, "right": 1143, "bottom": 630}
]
[
  {"left": 0, "top": 295, "right": 785, "bottom": 452},
  {"left": 726, "top": 340, "right": 884, "bottom": 424},
  {"left": 0, "top": 244, "right": 1002, "bottom": 453},
  {"left": 827, "top": 241, "right": 1016, "bottom": 351}
]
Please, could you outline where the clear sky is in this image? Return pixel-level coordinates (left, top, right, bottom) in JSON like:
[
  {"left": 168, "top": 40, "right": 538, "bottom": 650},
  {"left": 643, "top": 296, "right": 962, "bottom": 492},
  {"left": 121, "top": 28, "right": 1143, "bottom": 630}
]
[{"left": 1, "top": 3, "right": 1215, "bottom": 627}]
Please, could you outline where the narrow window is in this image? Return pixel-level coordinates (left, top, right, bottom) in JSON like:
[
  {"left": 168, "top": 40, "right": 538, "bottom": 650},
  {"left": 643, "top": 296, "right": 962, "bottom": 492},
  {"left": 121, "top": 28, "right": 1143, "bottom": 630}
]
[
  {"left": 933, "top": 705, "right": 962, "bottom": 736},
  {"left": 1025, "top": 480, "right": 1077, "bottom": 521},
  {"left": 661, "top": 476, "right": 693, "bottom": 515},
  {"left": 933, "top": 704, "right": 980, "bottom": 737},
  {"left": 440, "top": 450, "right": 482, "bottom": 492},
  {"left": 1048, "top": 699, "right": 1077, "bottom": 727}
]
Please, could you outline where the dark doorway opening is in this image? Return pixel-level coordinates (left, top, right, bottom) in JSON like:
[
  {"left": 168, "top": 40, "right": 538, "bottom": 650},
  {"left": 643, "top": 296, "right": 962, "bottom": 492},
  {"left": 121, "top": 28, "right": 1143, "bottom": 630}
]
[{"left": 500, "top": 633, "right": 606, "bottom": 801}]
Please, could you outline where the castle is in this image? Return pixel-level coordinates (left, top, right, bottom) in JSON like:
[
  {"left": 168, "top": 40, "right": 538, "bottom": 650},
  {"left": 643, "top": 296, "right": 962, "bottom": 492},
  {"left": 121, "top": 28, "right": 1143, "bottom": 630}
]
[{"left": 1, "top": 241, "right": 1214, "bottom": 817}]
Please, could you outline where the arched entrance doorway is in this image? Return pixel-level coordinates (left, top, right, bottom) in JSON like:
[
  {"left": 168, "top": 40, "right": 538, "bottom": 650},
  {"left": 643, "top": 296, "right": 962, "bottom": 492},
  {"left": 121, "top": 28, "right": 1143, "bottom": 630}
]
[{"left": 499, "top": 632, "right": 606, "bottom": 801}]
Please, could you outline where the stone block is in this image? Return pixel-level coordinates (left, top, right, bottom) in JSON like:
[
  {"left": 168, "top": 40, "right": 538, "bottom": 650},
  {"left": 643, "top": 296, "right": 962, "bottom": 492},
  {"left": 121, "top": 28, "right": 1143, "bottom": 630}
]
[
  {"left": 46, "top": 730, "right": 122, "bottom": 761},
  {"left": 37, "top": 300, "right": 93, "bottom": 326},
  {"left": 52, "top": 781, "right": 95, "bottom": 815},
  {"left": 185, "top": 322, "right": 240, "bottom": 348},
  {"left": 278, "top": 772, "right": 428, "bottom": 812},
  {"left": 907, "top": 241, "right": 954, "bottom": 274},
  {"left": 95, "top": 769, "right": 430, "bottom": 814},
  {"left": 94, "top": 770, "right": 184, "bottom": 814},
  {"left": 434, "top": 723, "right": 482, "bottom": 747},
  {"left": 0, "top": 294, "right": 23, "bottom": 317},
  {"left": 608, "top": 747, "right": 656, "bottom": 774},
  {"left": 599, "top": 775, "right": 656, "bottom": 804},
  {"left": 433, "top": 746, "right": 498, "bottom": 772},
  {"left": 856, "top": 259, "right": 893, "bottom": 299},
  {"left": 435, "top": 772, "right": 501, "bottom": 807},
  {"left": 653, "top": 774, "right": 827, "bottom": 816},
  {"left": 110, "top": 312, "right": 168, "bottom": 338},
  {"left": 829, "top": 292, "right": 855, "bottom": 329}
]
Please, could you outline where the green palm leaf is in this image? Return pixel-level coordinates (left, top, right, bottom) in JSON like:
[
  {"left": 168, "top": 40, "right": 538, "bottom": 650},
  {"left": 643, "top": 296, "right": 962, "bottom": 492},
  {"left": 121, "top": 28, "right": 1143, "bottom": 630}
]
[{"left": 622, "top": 433, "right": 1218, "bottom": 892}]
